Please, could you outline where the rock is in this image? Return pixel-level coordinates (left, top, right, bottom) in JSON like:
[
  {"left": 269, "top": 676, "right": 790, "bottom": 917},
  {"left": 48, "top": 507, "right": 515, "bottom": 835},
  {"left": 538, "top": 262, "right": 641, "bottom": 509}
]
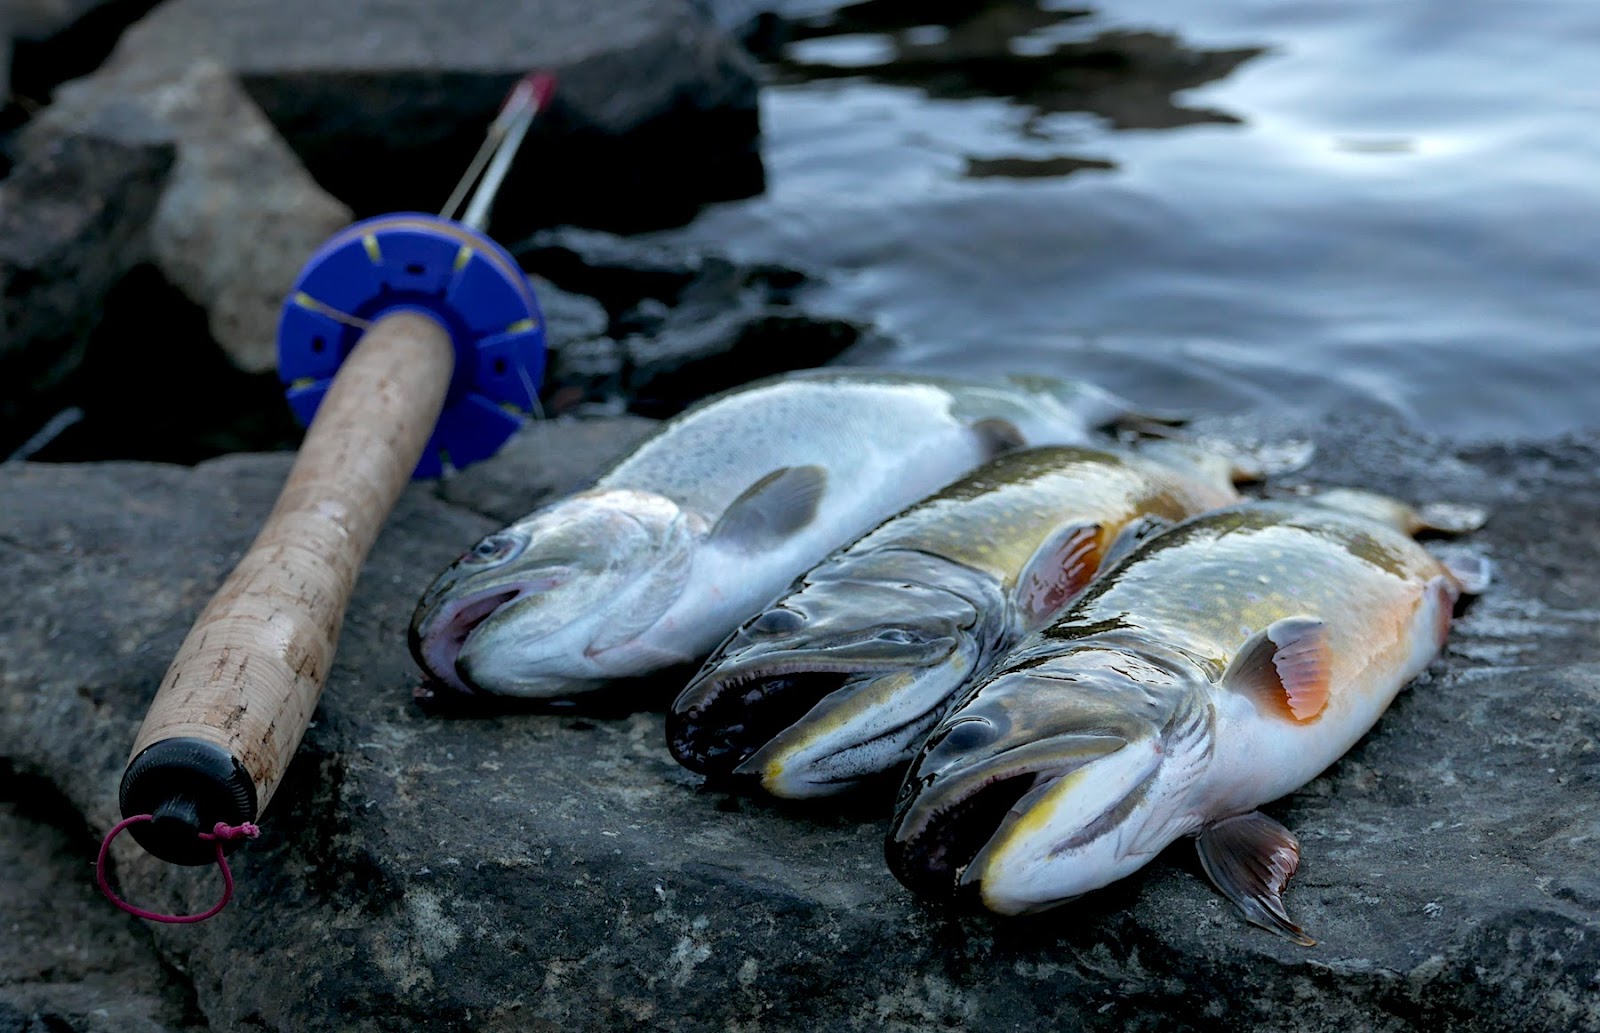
[
  {"left": 434, "top": 413, "right": 659, "bottom": 525},
  {"left": 4, "top": 1, "right": 124, "bottom": 41},
  {"left": 2, "top": 418, "right": 1598, "bottom": 1031},
  {"left": 529, "top": 274, "right": 609, "bottom": 347},
  {"left": 0, "top": 104, "right": 174, "bottom": 455},
  {"left": 518, "top": 226, "right": 865, "bottom": 415},
  {"left": 0, "top": 788, "right": 201, "bottom": 1033},
  {"left": 33, "top": 60, "right": 352, "bottom": 375},
  {"left": 62, "top": 0, "right": 763, "bottom": 236},
  {"left": 150, "top": 61, "right": 353, "bottom": 374}
]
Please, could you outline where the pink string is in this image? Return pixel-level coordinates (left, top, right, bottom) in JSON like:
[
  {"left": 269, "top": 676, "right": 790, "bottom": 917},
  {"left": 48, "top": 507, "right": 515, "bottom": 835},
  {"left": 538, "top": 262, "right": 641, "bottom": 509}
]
[{"left": 97, "top": 814, "right": 260, "bottom": 923}]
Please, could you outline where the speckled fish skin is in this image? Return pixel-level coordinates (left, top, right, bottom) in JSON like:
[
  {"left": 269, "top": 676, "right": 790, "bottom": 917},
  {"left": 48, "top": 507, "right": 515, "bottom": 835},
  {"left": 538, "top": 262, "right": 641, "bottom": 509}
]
[
  {"left": 666, "top": 443, "right": 1243, "bottom": 798},
  {"left": 409, "top": 369, "right": 1157, "bottom": 698},
  {"left": 886, "top": 493, "right": 1484, "bottom": 939}
]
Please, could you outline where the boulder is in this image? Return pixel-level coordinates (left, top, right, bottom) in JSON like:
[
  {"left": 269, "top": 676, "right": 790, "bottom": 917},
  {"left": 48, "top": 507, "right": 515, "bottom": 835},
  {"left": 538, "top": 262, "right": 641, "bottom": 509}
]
[
  {"left": 4, "top": 0, "right": 125, "bottom": 41},
  {"left": 29, "top": 59, "right": 351, "bottom": 375},
  {"left": 518, "top": 226, "right": 868, "bottom": 415},
  {"left": 1, "top": 414, "right": 1597, "bottom": 1031},
  {"left": 0, "top": 104, "right": 174, "bottom": 454},
  {"left": 62, "top": 0, "right": 764, "bottom": 236},
  {"left": 25, "top": 0, "right": 763, "bottom": 377}
]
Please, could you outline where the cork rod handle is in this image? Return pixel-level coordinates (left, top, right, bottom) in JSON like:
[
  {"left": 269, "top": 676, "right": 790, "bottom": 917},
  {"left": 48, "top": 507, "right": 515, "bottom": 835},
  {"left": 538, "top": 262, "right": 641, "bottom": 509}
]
[{"left": 126, "top": 310, "right": 454, "bottom": 834}]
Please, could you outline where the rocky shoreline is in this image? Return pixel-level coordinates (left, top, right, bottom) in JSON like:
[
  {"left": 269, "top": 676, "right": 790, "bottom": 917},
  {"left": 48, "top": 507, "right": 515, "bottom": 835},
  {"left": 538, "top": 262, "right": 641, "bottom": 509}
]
[
  {"left": 2, "top": 2, "right": 1598, "bottom": 1031},
  {"left": 3, "top": 412, "right": 1599, "bottom": 1032}
]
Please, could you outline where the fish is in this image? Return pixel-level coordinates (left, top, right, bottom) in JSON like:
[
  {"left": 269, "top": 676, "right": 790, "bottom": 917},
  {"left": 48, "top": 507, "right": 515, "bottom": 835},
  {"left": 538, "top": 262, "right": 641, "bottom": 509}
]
[
  {"left": 409, "top": 369, "right": 1172, "bottom": 698},
  {"left": 666, "top": 441, "right": 1249, "bottom": 798},
  {"left": 884, "top": 488, "right": 1490, "bottom": 944}
]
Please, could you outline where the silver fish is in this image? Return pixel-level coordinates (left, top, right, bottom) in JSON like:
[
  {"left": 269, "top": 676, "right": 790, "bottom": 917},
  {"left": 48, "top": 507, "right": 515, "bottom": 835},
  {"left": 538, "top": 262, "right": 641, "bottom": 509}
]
[
  {"left": 885, "top": 489, "right": 1489, "bottom": 944},
  {"left": 409, "top": 370, "right": 1167, "bottom": 698},
  {"left": 667, "top": 442, "right": 1246, "bottom": 798}
]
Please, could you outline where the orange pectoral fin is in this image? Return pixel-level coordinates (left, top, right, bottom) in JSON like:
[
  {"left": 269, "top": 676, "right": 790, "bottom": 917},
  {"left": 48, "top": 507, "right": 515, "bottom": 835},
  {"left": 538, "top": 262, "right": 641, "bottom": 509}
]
[
  {"left": 1221, "top": 616, "right": 1331, "bottom": 722},
  {"left": 1016, "top": 521, "right": 1103, "bottom": 629}
]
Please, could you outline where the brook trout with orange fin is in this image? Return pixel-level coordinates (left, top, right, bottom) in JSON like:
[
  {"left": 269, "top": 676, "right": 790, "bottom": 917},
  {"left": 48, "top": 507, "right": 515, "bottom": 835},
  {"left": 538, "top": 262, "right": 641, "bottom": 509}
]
[
  {"left": 885, "top": 488, "right": 1490, "bottom": 944},
  {"left": 667, "top": 441, "right": 1252, "bottom": 798},
  {"left": 409, "top": 370, "right": 1169, "bottom": 699}
]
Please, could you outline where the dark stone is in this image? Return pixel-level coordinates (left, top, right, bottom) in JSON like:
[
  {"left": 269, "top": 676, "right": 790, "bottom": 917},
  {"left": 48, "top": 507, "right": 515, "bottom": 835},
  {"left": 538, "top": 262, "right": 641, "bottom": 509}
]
[
  {"left": 58, "top": 0, "right": 765, "bottom": 237},
  {"left": 1, "top": 416, "right": 1598, "bottom": 1031},
  {"left": 0, "top": 104, "right": 174, "bottom": 457},
  {"left": 517, "top": 226, "right": 862, "bottom": 415},
  {"left": 0, "top": 768, "right": 202, "bottom": 1032}
]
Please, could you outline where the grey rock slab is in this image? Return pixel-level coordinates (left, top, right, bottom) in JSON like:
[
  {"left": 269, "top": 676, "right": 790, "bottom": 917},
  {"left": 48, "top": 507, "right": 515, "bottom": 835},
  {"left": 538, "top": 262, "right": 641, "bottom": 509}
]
[
  {"left": 0, "top": 104, "right": 174, "bottom": 450},
  {"left": 34, "top": 59, "right": 353, "bottom": 376},
  {"left": 1, "top": 422, "right": 1598, "bottom": 1030}
]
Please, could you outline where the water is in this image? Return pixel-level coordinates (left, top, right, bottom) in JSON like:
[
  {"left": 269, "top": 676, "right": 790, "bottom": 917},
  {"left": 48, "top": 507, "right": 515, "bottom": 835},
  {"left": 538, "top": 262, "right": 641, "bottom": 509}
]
[{"left": 664, "top": 0, "right": 1600, "bottom": 442}]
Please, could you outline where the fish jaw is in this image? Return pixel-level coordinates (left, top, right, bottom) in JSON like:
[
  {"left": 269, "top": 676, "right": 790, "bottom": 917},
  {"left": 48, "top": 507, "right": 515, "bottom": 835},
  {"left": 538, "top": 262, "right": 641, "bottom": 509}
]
[
  {"left": 666, "top": 574, "right": 990, "bottom": 781},
  {"left": 885, "top": 661, "right": 1213, "bottom": 907},
  {"left": 962, "top": 736, "right": 1171, "bottom": 915},
  {"left": 741, "top": 644, "right": 983, "bottom": 799},
  {"left": 409, "top": 489, "right": 703, "bottom": 697}
]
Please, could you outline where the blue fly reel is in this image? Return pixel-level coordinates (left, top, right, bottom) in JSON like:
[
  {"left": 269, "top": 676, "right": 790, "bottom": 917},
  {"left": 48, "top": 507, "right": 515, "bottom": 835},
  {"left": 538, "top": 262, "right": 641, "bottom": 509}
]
[{"left": 275, "top": 213, "right": 546, "bottom": 479}]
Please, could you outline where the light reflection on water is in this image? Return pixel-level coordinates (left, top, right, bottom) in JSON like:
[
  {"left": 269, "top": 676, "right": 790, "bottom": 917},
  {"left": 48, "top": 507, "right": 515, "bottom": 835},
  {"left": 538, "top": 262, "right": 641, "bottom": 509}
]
[{"left": 664, "top": 0, "right": 1600, "bottom": 442}]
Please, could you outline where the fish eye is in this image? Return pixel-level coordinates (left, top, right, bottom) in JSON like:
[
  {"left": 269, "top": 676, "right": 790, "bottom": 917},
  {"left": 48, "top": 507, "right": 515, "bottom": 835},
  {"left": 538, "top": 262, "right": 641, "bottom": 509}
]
[
  {"left": 938, "top": 717, "right": 998, "bottom": 753},
  {"left": 874, "top": 628, "right": 923, "bottom": 645},
  {"left": 465, "top": 533, "right": 522, "bottom": 565},
  {"left": 749, "top": 608, "right": 805, "bottom": 636}
]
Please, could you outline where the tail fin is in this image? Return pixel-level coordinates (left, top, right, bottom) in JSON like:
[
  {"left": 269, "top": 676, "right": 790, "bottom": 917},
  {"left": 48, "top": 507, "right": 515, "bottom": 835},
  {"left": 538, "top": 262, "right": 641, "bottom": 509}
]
[{"left": 1297, "top": 486, "right": 1488, "bottom": 538}]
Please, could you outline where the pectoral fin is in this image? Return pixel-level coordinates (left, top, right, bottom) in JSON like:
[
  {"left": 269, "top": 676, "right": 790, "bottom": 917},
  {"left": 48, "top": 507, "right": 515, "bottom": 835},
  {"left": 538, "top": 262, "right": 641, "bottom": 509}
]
[
  {"left": 1222, "top": 616, "right": 1331, "bottom": 722},
  {"left": 1196, "top": 811, "right": 1315, "bottom": 946},
  {"left": 1017, "top": 522, "right": 1103, "bottom": 628},
  {"left": 1441, "top": 554, "right": 1492, "bottom": 595},
  {"left": 710, "top": 465, "right": 829, "bottom": 551}
]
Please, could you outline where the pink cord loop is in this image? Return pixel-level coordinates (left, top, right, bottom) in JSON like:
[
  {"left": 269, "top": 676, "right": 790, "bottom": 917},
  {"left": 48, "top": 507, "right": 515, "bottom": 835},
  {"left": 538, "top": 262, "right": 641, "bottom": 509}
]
[{"left": 97, "top": 814, "right": 260, "bottom": 923}]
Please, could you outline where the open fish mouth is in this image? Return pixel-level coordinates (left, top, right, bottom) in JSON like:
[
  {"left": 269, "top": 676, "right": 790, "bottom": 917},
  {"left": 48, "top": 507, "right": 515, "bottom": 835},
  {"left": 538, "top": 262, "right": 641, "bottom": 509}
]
[
  {"left": 409, "top": 587, "right": 522, "bottom": 695},
  {"left": 886, "top": 766, "right": 1045, "bottom": 900},
  {"left": 667, "top": 661, "right": 905, "bottom": 777}
]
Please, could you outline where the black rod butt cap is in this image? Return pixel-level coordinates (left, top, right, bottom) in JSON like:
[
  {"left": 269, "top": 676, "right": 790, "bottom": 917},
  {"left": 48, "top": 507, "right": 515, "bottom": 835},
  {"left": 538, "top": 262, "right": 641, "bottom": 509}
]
[{"left": 119, "top": 738, "right": 257, "bottom": 866}]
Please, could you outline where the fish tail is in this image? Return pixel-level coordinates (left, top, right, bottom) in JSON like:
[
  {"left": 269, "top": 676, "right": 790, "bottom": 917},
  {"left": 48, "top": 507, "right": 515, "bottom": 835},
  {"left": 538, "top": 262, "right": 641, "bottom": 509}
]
[{"left": 1297, "top": 487, "right": 1487, "bottom": 538}]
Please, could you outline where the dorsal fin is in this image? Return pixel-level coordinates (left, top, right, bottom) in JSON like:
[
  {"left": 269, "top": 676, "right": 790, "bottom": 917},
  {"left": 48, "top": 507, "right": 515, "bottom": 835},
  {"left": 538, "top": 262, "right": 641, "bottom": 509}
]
[
  {"left": 971, "top": 417, "right": 1027, "bottom": 459},
  {"left": 1016, "top": 521, "right": 1103, "bottom": 628},
  {"left": 710, "top": 465, "right": 829, "bottom": 551},
  {"left": 1221, "top": 616, "right": 1331, "bottom": 722}
]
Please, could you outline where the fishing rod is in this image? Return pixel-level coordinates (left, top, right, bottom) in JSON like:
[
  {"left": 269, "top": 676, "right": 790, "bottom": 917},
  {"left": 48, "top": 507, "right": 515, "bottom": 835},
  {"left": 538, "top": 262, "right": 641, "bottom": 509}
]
[{"left": 98, "top": 72, "right": 558, "bottom": 921}]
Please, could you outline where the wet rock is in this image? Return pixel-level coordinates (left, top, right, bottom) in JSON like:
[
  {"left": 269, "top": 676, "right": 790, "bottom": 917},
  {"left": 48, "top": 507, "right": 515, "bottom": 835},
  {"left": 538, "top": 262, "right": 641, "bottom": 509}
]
[
  {"left": 530, "top": 274, "right": 609, "bottom": 347},
  {"left": 66, "top": 0, "right": 763, "bottom": 236},
  {"left": 2, "top": 418, "right": 1598, "bottom": 1031},
  {"left": 519, "top": 226, "right": 863, "bottom": 414},
  {"left": 0, "top": 104, "right": 174, "bottom": 455}
]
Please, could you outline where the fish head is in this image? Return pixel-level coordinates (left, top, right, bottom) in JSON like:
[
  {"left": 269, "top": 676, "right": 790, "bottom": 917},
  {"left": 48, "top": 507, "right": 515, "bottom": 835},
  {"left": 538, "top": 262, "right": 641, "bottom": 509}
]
[
  {"left": 886, "top": 653, "right": 1212, "bottom": 914},
  {"left": 409, "top": 489, "right": 705, "bottom": 696},
  {"left": 667, "top": 553, "right": 996, "bottom": 791}
]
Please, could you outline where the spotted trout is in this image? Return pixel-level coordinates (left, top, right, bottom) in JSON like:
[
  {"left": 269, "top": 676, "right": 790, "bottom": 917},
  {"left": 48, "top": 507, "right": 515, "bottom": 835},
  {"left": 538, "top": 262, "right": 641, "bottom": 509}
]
[
  {"left": 885, "top": 489, "right": 1489, "bottom": 944},
  {"left": 409, "top": 370, "right": 1170, "bottom": 698},
  {"left": 667, "top": 442, "right": 1248, "bottom": 798}
]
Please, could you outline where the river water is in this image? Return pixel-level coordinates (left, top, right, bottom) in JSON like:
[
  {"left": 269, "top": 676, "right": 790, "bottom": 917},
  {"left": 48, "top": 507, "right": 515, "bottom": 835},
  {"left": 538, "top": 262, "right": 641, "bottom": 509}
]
[{"left": 666, "top": 0, "right": 1600, "bottom": 443}]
